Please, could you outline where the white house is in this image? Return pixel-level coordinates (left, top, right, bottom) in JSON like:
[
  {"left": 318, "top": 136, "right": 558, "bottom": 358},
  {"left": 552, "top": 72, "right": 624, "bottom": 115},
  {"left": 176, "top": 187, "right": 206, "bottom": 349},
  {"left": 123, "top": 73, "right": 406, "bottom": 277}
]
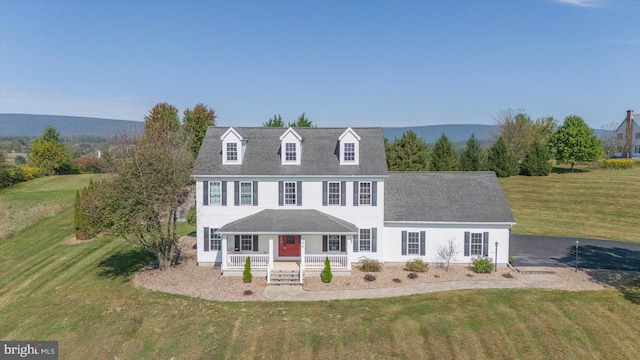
[
  {"left": 192, "top": 126, "right": 515, "bottom": 283},
  {"left": 613, "top": 110, "right": 640, "bottom": 158}
]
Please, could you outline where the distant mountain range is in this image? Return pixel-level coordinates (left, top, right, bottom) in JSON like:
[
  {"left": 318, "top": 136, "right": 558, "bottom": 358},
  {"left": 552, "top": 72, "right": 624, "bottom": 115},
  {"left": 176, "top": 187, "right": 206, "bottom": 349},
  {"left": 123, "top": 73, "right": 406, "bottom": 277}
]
[
  {"left": 1, "top": 113, "right": 611, "bottom": 145},
  {"left": 0, "top": 114, "right": 144, "bottom": 137}
]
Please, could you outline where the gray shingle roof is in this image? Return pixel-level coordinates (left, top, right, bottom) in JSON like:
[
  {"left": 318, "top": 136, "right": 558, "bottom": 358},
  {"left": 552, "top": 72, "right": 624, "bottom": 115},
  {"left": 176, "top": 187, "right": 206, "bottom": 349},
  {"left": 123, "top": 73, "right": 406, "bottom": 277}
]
[
  {"left": 217, "top": 209, "right": 358, "bottom": 234},
  {"left": 385, "top": 172, "right": 516, "bottom": 223},
  {"left": 193, "top": 127, "right": 388, "bottom": 176}
]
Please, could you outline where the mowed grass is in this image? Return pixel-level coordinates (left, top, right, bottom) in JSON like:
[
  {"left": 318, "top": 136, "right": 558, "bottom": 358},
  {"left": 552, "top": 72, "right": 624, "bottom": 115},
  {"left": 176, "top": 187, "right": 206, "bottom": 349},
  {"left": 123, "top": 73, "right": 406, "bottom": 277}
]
[
  {"left": 0, "top": 175, "right": 639, "bottom": 359},
  {"left": 500, "top": 162, "right": 640, "bottom": 243}
]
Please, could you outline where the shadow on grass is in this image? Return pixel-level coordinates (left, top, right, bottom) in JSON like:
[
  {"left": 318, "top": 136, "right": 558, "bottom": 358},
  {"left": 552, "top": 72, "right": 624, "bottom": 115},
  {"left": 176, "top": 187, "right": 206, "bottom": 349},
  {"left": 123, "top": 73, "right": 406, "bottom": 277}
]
[
  {"left": 98, "top": 248, "right": 156, "bottom": 280},
  {"left": 620, "top": 279, "right": 640, "bottom": 305},
  {"left": 551, "top": 166, "right": 590, "bottom": 174}
]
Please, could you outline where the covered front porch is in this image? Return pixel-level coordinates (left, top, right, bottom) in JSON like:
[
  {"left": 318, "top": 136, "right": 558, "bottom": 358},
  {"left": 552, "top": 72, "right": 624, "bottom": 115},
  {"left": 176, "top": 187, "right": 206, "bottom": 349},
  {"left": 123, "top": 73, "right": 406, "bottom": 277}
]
[{"left": 217, "top": 209, "right": 357, "bottom": 283}]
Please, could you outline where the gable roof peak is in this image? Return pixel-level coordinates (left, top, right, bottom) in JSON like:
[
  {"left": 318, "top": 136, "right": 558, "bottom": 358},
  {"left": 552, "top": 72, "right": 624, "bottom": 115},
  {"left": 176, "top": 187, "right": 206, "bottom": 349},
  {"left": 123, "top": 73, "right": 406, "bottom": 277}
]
[
  {"left": 338, "top": 127, "right": 361, "bottom": 141},
  {"left": 279, "top": 127, "right": 303, "bottom": 141},
  {"left": 220, "top": 127, "right": 244, "bottom": 141}
]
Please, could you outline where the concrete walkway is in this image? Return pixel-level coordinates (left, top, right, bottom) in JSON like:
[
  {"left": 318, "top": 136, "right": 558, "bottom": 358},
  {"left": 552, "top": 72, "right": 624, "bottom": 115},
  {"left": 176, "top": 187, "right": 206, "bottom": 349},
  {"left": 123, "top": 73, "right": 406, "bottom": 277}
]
[{"left": 262, "top": 267, "right": 586, "bottom": 302}]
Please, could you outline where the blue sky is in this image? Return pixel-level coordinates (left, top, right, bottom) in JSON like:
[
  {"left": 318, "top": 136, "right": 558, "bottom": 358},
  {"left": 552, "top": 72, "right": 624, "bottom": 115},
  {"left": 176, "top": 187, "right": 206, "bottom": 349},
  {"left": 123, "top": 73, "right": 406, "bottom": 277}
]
[{"left": 1, "top": 0, "right": 638, "bottom": 129}]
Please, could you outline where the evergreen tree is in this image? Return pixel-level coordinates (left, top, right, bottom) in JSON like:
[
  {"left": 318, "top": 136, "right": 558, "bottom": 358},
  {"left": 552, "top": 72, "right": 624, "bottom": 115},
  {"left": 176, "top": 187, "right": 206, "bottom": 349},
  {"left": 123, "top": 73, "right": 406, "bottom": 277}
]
[
  {"left": 385, "top": 130, "right": 430, "bottom": 171},
  {"left": 288, "top": 113, "right": 316, "bottom": 127},
  {"left": 431, "top": 133, "right": 458, "bottom": 171},
  {"left": 549, "top": 115, "right": 603, "bottom": 172},
  {"left": 488, "top": 137, "right": 519, "bottom": 177},
  {"left": 263, "top": 114, "right": 285, "bottom": 127},
  {"left": 520, "top": 139, "right": 552, "bottom": 176},
  {"left": 460, "top": 134, "right": 487, "bottom": 171}
]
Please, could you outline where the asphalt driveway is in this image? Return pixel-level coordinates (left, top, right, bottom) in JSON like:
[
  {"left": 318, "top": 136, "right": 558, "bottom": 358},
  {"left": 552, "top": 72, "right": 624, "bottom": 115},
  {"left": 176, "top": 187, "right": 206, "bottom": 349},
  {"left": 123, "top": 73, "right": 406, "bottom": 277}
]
[{"left": 510, "top": 235, "right": 640, "bottom": 271}]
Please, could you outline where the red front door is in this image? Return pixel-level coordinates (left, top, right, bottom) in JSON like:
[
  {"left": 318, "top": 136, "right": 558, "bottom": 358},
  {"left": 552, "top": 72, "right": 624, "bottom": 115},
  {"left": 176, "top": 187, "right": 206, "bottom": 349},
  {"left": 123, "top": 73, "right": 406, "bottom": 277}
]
[{"left": 279, "top": 235, "right": 300, "bottom": 257}]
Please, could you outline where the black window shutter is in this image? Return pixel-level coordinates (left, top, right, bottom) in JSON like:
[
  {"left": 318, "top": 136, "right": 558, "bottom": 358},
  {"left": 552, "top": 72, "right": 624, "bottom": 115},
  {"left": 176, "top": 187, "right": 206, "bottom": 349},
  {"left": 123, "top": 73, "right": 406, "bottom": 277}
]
[
  {"left": 372, "top": 228, "right": 377, "bottom": 253},
  {"left": 353, "top": 233, "right": 359, "bottom": 252},
  {"left": 253, "top": 235, "right": 259, "bottom": 252},
  {"left": 341, "top": 235, "right": 346, "bottom": 252},
  {"left": 372, "top": 181, "right": 377, "bottom": 206},
  {"left": 203, "top": 181, "right": 209, "bottom": 206},
  {"left": 252, "top": 181, "right": 258, "bottom": 206},
  {"left": 483, "top": 232, "right": 489, "bottom": 257},
  {"left": 203, "top": 227, "right": 210, "bottom": 252},
  {"left": 401, "top": 231, "right": 408, "bottom": 256},
  {"left": 322, "top": 235, "right": 328, "bottom": 252},
  {"left": 234, "top": 181, "right": 240, "bottom": 206},
  {"left": 278, "top": 181, "right": 283, "bottom": 206},
  {"left": 322, "top": 181, "right": 328, "bottom": 206},
  {"left": 297, "top": 181, "right": 302, "bottom": 206},
  {"left": 235, "top": 235, "right": 240, "bottom": 251},
  {"left": 221, "top": 181, "right": 227, "bottom": 206},
  {"left": 464, "top": 232, "right": 470, "bottom": 256},
  {"left": 353, "top": 181, "right": 359, "bottom": 206},
  {"left": 340, "top": 181, "right": 346, "bottom": 206},
  {"left": 420, "top": 231, "right": 426, "bottom": 256}
]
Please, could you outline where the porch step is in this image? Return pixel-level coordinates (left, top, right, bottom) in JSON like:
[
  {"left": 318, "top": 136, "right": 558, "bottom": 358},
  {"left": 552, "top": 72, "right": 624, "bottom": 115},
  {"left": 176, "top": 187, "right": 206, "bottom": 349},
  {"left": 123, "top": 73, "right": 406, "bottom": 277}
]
[{"left": 269, "top": 270, "right": 301, "bottom": 285}]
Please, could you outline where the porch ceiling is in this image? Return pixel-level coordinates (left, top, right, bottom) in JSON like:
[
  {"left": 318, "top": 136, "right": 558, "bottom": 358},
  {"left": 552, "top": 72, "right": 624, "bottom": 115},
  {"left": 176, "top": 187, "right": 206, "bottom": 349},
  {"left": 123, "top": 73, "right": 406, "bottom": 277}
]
[{"left": 217, "top": 209, "right": 357, "bottom": 235}]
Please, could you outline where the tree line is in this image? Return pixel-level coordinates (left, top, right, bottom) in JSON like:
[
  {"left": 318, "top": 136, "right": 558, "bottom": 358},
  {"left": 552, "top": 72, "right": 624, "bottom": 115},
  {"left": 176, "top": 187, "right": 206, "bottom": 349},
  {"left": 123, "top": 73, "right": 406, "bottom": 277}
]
[{"left": 386, "top": 110, "right": 603, "bottom": 176}]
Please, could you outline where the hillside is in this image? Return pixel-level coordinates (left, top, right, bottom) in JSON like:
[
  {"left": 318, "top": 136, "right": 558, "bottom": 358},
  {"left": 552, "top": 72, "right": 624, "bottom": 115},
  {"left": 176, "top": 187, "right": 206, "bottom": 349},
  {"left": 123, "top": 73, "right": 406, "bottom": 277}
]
[{"left": 0, "top": 113, "right": 143, "bottom": 137}]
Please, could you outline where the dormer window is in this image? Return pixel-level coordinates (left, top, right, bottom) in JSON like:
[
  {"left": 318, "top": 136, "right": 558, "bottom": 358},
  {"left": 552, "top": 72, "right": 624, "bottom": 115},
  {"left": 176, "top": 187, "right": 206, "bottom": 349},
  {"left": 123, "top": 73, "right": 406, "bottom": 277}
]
[
  {"left": 338, "top": 128, "right": 361, "bottom": 165},
  {"left": 344, "top": 143, "right": 355, "bottom": 161},
  {"left": 279, "top": 128, "right": 302, "bottom": 165},
  {"left": 226, "top": 143, "right": 238, "bottom": 161},
  {"left": 285, "top": 143, "right": 297, "bottom": 161}
]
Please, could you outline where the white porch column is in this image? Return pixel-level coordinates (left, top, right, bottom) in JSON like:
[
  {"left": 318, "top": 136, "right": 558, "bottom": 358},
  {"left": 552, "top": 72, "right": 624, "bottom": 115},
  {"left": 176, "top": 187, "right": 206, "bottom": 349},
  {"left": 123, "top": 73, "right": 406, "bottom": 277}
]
[
  {"left": 346, "top": 234, "right": 353, "bottom": 270},
  {"left": 221, "top": 235, "right": 228, "bottom": 271},
  {"left": 268, "top": 237, "right": 274, "bottom": 270},
  {"left": 300, "top": 236, "right": 306, "bottom": 282}
]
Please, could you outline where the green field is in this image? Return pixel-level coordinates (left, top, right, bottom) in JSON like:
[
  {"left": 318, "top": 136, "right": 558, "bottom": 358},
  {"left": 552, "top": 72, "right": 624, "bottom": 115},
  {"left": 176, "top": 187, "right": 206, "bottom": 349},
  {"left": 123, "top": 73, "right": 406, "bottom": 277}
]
[
  {"left": 1, "top": 175, "right": 639, "bottom": 359},
  {"left": 501, "top": 163, "right": 640, "bottom": 243}
]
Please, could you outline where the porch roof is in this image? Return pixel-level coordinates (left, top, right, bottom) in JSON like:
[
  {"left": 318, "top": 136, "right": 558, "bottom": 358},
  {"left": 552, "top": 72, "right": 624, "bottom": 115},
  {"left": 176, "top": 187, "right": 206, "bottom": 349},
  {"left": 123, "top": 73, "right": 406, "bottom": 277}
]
[{"left": 217, "top": 209, "right": 358, "bottom": 235}]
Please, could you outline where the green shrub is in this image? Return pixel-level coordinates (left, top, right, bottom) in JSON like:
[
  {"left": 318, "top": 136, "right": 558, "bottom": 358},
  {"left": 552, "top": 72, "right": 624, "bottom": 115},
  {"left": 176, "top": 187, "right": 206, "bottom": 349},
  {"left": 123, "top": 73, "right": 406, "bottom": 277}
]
[
  {"left": 357, "top": 257, "right": 382, "bottom": 272},
  {"left": 243, "top": 257, "right": 252, "bottom": 283},
  {"left": 472, "top": 257, "right": 494, "bottom": 273},
  {"left": 321, "top": 257, "right": 333, "bottom": 283},
  {"left": 508, "top": 256, "right": 516, "bottom": 265},
  {"left": 405, "top": 258, "right": 428, "bottom": 272},
  {"left": 186, "top": 206, "right": 196, "bottom": 226}
]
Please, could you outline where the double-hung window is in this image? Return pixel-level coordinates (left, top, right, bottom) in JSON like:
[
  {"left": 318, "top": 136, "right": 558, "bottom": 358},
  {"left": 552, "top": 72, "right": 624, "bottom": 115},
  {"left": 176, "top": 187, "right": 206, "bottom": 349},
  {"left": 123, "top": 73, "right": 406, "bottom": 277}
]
[
  {"left": 359, "top": 182, "right": 371, "bottom": 205},
  {"left": 328, "top": 181, "right": 341, "bottom": 205},
  {"left": 359, "top": 229, "right": 371, "bottom": 251},
  {"left": 635, "top": 133, "right": 640, "bottom": 140},
  {"left": 240, "top": 182, "right": 253, "bottom": 205},
  {"left": 284, "top": 182, "right": 297, "bottom": 205},
  {"left": 210, "top": 228, "right": 222, "bottom": 250},
  {"left": 344, "top": 143, "right": 355, "bottom": 161},
  {"left": 328, "top": 235, "right": 341, "bottom": 252},
  {"left": 635, "top": 145, "right": 640, "bottom": 154},
  {"left": 407, "top": 232, "right": 420, "bottom": 255},
  {"left": 226, "top": 143, "right": 238, "bottom": 161},
  {"left": 470, "top": 232, "right": 483, "bottom": 256},
  {"left": 241, "top": 235, "right": 253, "bottom": 251},
  {"left": 285, "top": 143, "right": 296, "bottom": 161},
  {"left": 209, "top": 181, "right": 222, "bottom": 205}
]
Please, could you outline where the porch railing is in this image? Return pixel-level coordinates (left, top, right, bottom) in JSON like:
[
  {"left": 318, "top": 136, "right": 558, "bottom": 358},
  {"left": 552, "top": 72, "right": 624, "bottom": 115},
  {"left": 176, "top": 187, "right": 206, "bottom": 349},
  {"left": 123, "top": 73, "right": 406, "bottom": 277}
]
[
  {"left": 227, "top": 254, "right": 269, "bottom": 270},
  {"left": 304, "top": 254, "right": 348, "bottom": 269}
]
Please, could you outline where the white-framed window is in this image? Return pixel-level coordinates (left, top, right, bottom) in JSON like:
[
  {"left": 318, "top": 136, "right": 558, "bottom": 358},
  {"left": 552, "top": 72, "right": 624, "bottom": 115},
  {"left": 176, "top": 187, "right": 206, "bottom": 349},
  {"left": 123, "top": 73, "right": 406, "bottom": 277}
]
[
  {"left": 328, "top": 181, "right": 341, "bottom": 205},
  {"left": 470, "top": 232, "right": 483, "bottom": 256},
  {"left": 285, "top": 143, "right": 297, "bottom": 161},
  {"left": 210, "top": 228, "right": 222, "bottom": 250},
  {"left": 359, "top": 181, "right": 371, "bottom": 205},
  {"left": 635, "top": 133, "right": 640, "bottom": 140},
  {"left": 407, "top": 232, "right": 420, "bottom": 255},
  {"left": 328, "top": 235, "right": 341, "bottom": 252},
  {"left": 226, "top": 142, "right": 238, "bottom": 161},
  {"left": 241, "top": 235, "right": 254, "bottom": 251},
  {"left": 240, "top": 181, "right": 253, "bottom": 205},
  {"left": 359, "top": 229, "right": 371, "bottom": 251},
  {"left": 284, "top": 181, "right": 297, "bottom": 205},
  {"left": 635, "top": 145, "right": 640, "bottom": 154},
  {"left": 209, "top": 181, "right": 222, "bottom": 205},
  {"left": 344, "top": 143, "right": 355, "bottom": 161}
]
